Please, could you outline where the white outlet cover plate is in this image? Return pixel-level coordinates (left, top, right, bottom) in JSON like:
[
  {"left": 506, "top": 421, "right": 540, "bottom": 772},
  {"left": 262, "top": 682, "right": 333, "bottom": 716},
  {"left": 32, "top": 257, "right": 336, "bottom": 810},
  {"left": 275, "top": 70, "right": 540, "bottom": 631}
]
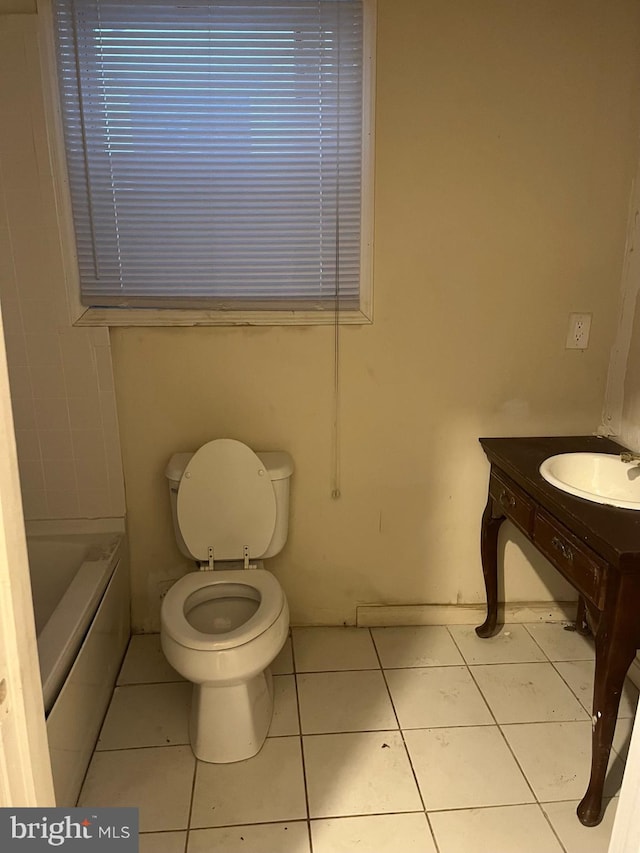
[{"left": 566, "top": 312, "right": 592, "bottom": 349}]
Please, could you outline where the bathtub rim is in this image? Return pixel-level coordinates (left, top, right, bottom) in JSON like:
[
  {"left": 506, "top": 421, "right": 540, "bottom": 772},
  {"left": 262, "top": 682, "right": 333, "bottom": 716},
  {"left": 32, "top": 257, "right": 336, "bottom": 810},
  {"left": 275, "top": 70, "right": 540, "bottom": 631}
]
[
  {"left": 39, "top": 540, "right": 122, "bottom": 713},
  {"left": 46, "top": 545, "right": 130, "bottom": 806},
  {"left": 25, "top": 517, "right": 126, "bottom": 713}
]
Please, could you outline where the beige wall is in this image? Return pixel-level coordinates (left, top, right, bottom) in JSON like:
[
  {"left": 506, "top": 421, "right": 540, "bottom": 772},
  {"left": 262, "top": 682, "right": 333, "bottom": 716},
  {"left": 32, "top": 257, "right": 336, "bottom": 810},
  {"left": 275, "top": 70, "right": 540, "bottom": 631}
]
[
  {"left": 0, "top": 14, "right": 124, "bottom": 519},
  {"left": 620, "top": 296, "right": 640, "bottom": 450},
  {"left": 0, "top": 0, "right": 35, "bottom": 12},
  {"left": 111, "top": 0, "right": 640, "bottom": 630}
]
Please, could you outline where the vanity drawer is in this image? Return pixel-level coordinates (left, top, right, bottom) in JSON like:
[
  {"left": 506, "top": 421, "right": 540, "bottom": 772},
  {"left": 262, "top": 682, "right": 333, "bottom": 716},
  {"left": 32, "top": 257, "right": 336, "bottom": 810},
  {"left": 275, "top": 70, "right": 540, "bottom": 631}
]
[
  {"left": 489, "top": 471, "right": 535, "bottom": 534},
  {"left": 533, "top": 511, "right": 606, "bottom": 609}
]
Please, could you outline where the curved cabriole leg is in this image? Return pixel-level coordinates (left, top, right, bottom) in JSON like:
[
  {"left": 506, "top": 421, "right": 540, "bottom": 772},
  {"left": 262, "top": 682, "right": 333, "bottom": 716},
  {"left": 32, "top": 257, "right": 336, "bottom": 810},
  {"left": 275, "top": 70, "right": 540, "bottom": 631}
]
[
  {"left": 577, "top": 613, "right": 637, "bottom": 826},
  {"left": 476, "top": 494, "right": 505, "bottom": 639},
  {"left": 575, "top": 596, "right": 591, "bottom": 636}
]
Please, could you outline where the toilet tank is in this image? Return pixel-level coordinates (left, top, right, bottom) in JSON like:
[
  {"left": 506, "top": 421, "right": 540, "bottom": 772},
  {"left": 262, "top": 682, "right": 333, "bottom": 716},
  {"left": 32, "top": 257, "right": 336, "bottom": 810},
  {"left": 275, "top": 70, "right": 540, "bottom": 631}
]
[{"left": 165, "top": 448, "right": 293, "bottom": 561}]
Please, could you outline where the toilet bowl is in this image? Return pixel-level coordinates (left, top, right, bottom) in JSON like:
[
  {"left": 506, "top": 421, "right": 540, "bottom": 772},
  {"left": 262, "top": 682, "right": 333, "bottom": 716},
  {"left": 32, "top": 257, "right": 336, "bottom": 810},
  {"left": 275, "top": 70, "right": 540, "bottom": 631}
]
[
  {"left": 159, "top": 439, "right": 293, "bottom": 763},
  {"left": 161, "top": 569, "right": 289, "bottom": 762}
]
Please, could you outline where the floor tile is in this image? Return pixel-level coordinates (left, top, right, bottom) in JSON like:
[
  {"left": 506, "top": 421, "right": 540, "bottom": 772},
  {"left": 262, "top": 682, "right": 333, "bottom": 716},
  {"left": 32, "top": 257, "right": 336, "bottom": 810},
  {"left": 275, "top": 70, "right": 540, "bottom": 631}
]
[
  {"left": 555, "top": 659, "right": 640, "bottom": 718},
  {"left": 542, "top": 799, "right": 618, "bottom": 853},
  {"left": 190, "top": 736, "right": 307, "bottom": 828},
  {"left": 298, "top": 670, "right": 397, "bottom": 734},
  {"left": 82, "top": 621, "right": 629, "bottom": 853},
  {"left": 524, "top": 623, "right": 594, "bottom": 661},
  {"left": 385, "top": 666, "right": 493, "bottom": 729},
  {"left": 371, "top": 626, "right": 464, "bottom": 668},
  {"left": 272, "top": 637, "right": 294, "bottom": 674},
  {"left": 292, "top": 627, "right": 379, "bottom": 672},
  {"left": 404, "top": 726, "right": 534, "bottom": 811},
  {"left": 78, "top": 746, "right": 194, "bottom": 832},
  {"left": 448, "top": 624, "right": 547, "bottom": 665},
  {"left": 139, "top": 831, "right": 187, "bottom": 853},
  {"left": 303, "top": 730, "right": 422, "bottom": 818},
  {"left": 429, "top": 804, "right": 564, "bottom": 853},
  {"left": 311, "top": 813, "right": 437, "bottom": 853},
  {"left": 612, "top": 715, "right": 635, "bottom": 761},
  {"left": 188, "top": 822, "right": 310, "bottom": 853},
  {"left": 471, "top": 662, "right": 589, "bottom": 724},
  {"left": 117, "top": 634, "right": 184, "bottom": 685},
  {"left": 269, "top": 675, "right": 300, "bottom": 737},
  {"left": 96, "top": 682, "right": 191, "bottom": 750},
  {"left": 502, "top": 721, "right": 625, "bottom": 802}
]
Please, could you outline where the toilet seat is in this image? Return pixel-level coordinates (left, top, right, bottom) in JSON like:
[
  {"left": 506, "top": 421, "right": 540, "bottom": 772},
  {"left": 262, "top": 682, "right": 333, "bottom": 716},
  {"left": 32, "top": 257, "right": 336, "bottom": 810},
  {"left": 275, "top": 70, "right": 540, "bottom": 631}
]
[
  {"left": 162, "top": 569, "right": 285, "bottom": 651},
  {"left": 177, "top": 438, "right": 277, "bottom": 562}
]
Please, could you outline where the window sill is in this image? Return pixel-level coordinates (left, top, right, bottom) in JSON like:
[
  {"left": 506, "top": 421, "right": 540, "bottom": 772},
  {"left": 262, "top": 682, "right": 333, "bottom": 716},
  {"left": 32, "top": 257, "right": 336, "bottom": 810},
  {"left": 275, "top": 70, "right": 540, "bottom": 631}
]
[{"left": 72, "top": 306, "right": 373, "bottom": 327}]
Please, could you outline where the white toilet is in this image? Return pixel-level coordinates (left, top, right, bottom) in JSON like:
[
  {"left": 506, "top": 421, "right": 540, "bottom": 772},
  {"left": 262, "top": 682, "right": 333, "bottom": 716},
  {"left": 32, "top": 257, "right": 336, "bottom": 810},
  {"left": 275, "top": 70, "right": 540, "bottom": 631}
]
[{"left": 160, "top": 438, "right": 293, "bottom": 763}]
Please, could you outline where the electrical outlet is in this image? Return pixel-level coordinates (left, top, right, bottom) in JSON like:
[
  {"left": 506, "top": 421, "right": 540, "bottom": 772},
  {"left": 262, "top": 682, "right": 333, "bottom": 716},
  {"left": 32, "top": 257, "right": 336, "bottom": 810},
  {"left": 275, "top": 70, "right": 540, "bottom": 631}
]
[{"left": 566, "top": 313, "right": 592, "bottom": 350}]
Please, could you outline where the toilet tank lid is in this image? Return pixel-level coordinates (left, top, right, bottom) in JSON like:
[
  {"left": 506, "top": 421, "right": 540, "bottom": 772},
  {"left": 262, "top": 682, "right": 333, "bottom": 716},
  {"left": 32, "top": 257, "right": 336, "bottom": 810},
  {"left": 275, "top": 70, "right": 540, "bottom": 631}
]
[
  {"left": 165, "top": 452, "right": 195, "bottom": 483},
  {"left": 165, "top": 449, "right": 293, "bottom": 483},
  {"left": 256, "top": 451, "right": 294, "bottom": 481}
]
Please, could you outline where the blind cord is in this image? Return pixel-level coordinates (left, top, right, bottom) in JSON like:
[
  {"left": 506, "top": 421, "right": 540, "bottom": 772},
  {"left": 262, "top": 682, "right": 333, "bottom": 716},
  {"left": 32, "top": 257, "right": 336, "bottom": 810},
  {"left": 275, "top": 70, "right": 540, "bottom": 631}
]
[
  {"left": 331, "top": 226, "right": 341, "bottom": 500},
  {"left": 331, "top": 0, "right": 342, "bottom": 501}
]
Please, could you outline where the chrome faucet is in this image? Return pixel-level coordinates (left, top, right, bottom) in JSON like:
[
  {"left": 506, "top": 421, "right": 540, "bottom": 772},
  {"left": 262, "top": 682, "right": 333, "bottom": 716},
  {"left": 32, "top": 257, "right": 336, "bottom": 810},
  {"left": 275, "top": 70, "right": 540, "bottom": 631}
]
[{"left": 621, "top": 451, "right": 640, "bottom": 464}]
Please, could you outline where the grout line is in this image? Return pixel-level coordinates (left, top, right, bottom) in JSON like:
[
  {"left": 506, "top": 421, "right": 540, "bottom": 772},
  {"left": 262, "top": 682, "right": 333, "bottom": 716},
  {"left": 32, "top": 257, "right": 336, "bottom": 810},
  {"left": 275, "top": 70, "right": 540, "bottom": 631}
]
[
  {"left": 91, "top": 743, "right": 194, "bottom": 754},
  {"left": 444, "top": 629, "right": 497, "bottom": 727},
  {"left": 158, "top": 799, "right": 613, "bottom": 832},
  {"left": 426, "top": 802, "right": 569, "bottom": 853},
  {"left": 184, "top": 748, "right": 199, "bottom": 851},
  {"left": 299, "top": 721, "right": 495, "bottom": 738},
  {"left": 452, "top": 635, "right": 569, "bottom": 852},
  {"left": 463, "top": 644, "right": 543, "bottom": 808},
  {"left": 370, "top": 629, "right": 444, "bottom": 853},
  {"left": 188, "top": 818, "right": 311, "bottom": 830},
  {"left": 294, "top": 666, "right": 384, "bottom": 674},
  {"left": 188, "top": 819, "right": 313, "bottom": 841},
  {"left": 499, "top": 719, "right": 602, "bottom": 729},
  {"left": 444, "top": 633, "right": 544, "bottom": 823},
  {"left": 461, "top": 665, "right": 618, "bottom": 849},
  {"left": 521, "top": 622, "right": 595, "bottom": 663},
  {"left": 138, "top": 828, "right": 189, "bottom": 835},
  {"left": 196, "top": 813, "right": 430, "bottom": 830},
  {"left": 424, "top": 801, "right": 557, "bottom": 815},
  {"left": 538, "top": 802, "right": 570, "bottom": 853},
  {"left": 75, "top": 635, "right": 137, "bottom": 803},
  {"left": 116, "top": 678, "right": 187, "bottom": 687},
  {"left": 551, "top": 660, "right": 597, "bottom": 718},
  {"left": 290, "top": 631, "right": 314, "bottom": 853},
  {"left": 446, "top": 657, "right": 561, "bottom": 666},
  {"left": 95, "top": 742, "right": 191, "bottom": 752},
  {"left": 466, "top": 662, "right": 592, "bottom": 724}
]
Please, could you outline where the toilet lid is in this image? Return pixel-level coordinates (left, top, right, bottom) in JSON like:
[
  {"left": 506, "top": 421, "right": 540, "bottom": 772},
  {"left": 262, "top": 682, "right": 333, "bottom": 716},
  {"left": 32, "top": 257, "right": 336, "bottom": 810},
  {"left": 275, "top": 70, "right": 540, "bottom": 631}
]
[{"left": 177, "top": 439, "right": 277, "bottom": 561}]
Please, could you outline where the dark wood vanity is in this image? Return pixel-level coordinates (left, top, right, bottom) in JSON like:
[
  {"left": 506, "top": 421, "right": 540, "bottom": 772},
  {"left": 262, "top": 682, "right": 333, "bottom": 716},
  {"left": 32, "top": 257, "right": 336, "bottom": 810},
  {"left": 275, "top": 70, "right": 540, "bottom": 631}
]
[{"left": 478, "top": 435, "right": 640, "bottom": 826}]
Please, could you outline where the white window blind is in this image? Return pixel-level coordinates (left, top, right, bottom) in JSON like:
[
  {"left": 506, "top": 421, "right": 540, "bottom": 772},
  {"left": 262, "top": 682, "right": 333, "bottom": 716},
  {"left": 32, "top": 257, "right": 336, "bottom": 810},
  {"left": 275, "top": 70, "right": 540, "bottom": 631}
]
[{"left": 52, "top": 0, "right": 364, "bottom": 310}]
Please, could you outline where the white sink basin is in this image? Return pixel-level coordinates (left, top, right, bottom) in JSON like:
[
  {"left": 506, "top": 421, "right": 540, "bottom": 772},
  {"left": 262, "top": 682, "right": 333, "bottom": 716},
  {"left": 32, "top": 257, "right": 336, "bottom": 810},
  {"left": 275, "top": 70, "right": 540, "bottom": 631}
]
[{"left": 539, "top": 452, "right": 640, "bottom": 510}]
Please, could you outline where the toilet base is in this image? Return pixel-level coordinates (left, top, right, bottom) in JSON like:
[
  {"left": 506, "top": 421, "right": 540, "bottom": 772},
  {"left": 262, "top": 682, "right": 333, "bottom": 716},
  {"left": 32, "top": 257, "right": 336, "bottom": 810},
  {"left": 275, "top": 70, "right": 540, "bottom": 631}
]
[{"left": 190, "top": 668, "right": 274, "bottom": 763}]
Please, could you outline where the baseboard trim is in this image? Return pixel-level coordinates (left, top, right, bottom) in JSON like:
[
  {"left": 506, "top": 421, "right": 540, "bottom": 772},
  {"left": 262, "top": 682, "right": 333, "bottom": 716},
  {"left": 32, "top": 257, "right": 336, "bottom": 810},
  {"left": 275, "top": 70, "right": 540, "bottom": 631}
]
[{"left": 356, "top": 602, "right": 578, "bottom": 628}]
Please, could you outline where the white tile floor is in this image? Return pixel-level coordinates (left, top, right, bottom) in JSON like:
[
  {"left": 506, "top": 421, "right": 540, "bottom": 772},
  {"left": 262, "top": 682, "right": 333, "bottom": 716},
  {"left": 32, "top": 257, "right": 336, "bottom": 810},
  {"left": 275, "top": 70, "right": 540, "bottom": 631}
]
[{"left": 78, "top": 623, "right": 639, "bottom": 853}]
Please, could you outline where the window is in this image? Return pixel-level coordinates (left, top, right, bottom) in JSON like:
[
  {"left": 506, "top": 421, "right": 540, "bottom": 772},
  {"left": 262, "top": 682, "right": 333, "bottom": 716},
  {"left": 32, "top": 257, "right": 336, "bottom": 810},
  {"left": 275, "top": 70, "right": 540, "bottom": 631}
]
[{"left": 46, "top": 0, "right": 374, "bottom": 325}]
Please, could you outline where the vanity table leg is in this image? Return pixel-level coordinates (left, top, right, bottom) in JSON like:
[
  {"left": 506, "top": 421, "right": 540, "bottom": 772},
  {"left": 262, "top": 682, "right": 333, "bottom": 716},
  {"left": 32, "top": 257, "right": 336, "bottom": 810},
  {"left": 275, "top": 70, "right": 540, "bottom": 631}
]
[
  {"left": 476, "top": 495, "right": 505, "bottom": 639},
  {"left": 577, "top": 615, "right": 637, "bottom": 827},
  {"left": 575, "top": 597, "right": 590, "bottom": 636}
]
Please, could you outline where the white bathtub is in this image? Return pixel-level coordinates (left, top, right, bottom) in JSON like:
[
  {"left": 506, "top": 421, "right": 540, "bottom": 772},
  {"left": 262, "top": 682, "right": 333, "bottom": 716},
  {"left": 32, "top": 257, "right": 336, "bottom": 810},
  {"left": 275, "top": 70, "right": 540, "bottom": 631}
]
[{"left": 26, "top": 519, "right": 130, "bottom": 806}]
